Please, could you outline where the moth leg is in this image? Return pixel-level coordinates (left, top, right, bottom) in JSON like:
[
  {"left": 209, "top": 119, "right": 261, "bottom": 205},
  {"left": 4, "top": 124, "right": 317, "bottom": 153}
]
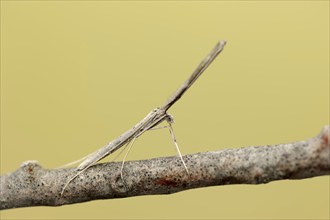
[
  {"left": 60, "top": 160, "right": 98, "bottom": 197},
  {"left": 167, "top": 123, "right": 189, "bottom": 175},
  {"left": 120, "top": 137, "right": 137, "bottom": 183},
  {"left": 148, "top": 125, "right": 169, "bottom": 131}
]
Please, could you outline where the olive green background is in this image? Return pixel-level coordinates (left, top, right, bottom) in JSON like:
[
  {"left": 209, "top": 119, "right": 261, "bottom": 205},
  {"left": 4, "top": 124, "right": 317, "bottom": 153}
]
[{"left": 1, "top": 1, "right": 329, "bottom": 219}]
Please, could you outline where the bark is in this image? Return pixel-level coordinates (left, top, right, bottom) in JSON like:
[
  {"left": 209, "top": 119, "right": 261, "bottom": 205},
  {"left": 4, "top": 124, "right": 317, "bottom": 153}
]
[{"left": 1, "top": 126, "right": 329, "bottom": 210}]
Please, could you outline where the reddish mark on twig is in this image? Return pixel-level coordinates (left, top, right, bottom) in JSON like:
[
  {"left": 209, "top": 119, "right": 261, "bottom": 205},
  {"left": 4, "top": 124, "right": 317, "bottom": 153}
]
[
  {"left": 321, "top": 130, "right": 329, "bottom": 146},
  {"left": 155, "top": 178, "right": 178, "bottom": 187},
  {"left": 27, "top": 167, "right": 33, "bottom": 173},
  {"left": 318, "top": 126, "right": 330, "bottom": 152}
]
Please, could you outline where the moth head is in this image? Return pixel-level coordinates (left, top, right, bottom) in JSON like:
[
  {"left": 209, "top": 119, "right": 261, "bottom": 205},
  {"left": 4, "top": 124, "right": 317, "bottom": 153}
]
[{"left": 166, "top": 114, "right": 175, "bottom": 124}]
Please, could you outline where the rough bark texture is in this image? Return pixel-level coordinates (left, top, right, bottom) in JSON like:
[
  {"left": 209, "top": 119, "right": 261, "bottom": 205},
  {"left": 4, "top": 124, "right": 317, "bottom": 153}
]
[{"left": 1, "top": 126, "right": 329, "bottom": 210}]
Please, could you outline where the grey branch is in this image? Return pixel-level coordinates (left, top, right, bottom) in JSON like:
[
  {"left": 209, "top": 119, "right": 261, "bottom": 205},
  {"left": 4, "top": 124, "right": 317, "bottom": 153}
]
[{"left": 1, "top": 126, "right": 329, "bottom": 210}]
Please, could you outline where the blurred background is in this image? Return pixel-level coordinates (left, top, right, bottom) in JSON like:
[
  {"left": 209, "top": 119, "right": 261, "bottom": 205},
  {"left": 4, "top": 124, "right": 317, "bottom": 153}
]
[{"left": 1, "top": 1, "right": 329, "bottom": 219}]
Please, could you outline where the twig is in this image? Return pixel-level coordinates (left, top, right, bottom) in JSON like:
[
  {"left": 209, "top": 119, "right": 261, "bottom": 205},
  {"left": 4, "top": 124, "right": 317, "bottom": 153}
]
[{"left": 1, "top": 126, "right": 329, "bottom": 210}]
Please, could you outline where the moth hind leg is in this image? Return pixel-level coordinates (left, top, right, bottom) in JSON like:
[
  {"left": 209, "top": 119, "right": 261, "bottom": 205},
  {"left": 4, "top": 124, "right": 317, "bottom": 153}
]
[{"left": 167, "top": 123, "right": 189, "bottom": 175}]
